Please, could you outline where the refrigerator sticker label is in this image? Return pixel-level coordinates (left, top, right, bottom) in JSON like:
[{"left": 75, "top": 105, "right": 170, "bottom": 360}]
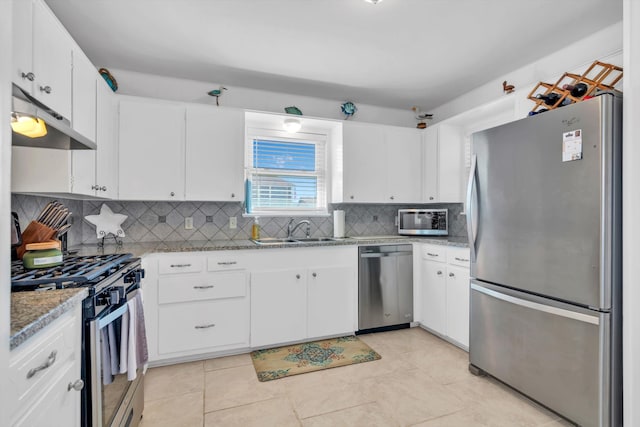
[{"left": 562, "top": 129, "right": 583, "bottom": 162}]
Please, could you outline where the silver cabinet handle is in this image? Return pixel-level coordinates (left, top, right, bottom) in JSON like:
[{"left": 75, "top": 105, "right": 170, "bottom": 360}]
[
  {"left": 449, "top": 272, "right": 455, "bottom": 277},
  {"left": 170, "top": 263, "right": 191, "bottom": 268},
  {"left": 39, "top": 85, "right": 52, "bottom": 94},
  {"left": 27, "top": 350, "right": 57, "bottom": 379},
  {"left": 21, "top": 72, "right": 35, "bottom": 81},
  {"left": 195, "top": 324, "right": 215, "bottom": 329},
  {"left": 91, "top": 185, "right": 99, "bottom": 190},
  {"left": 231, "top": 193, "right": 235, "bottom": 198},
  {"left": 193, "top": 285, "right": 214, "bottom": 289},
  {"left": 350, "top": 195, "right": 354, "bottom": 199},
  {"left": 429, "top": 196, "right": 434, "bottom": 200},
  {"left": 68, "top": 379, "right": 84, "bottom": 392},
  {"left": 100, "top": 186, "right": 107, "bottom": 191},
  {"left": 296, "top": 274, "right": 301, "bottom": 279},
  {"left": 390, "top": 196, "right": 394, "bottom": 200},
  {"left": 217, "top": 261, "right": 237, "bottom": 266},
  {"left": 312, "top": 272, "right": 317, "bottom": 278},
  {"left": 454, "top": 257, "right": 469, "bottom": 262},
  {"left": 437, "top": 271, "right": 443, "bottom": 276},
  {"left": 427, "top": 253, "right": 439, "bottom": 257},
  {"left": 170, "top": 192, "right": 175, "bottom": 197}
]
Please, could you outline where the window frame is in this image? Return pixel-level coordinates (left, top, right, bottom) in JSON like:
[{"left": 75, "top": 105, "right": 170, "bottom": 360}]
[{"left": 245, "top": 128, "right": 330, "bottom": 217}]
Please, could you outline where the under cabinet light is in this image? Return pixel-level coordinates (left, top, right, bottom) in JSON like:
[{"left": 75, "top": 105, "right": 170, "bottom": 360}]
[
  {"left": 283, "top": 118, "right": 302, "bottom": 133},
  {"left": 11, "top": 113, "right": 48, "bottom": 138}
]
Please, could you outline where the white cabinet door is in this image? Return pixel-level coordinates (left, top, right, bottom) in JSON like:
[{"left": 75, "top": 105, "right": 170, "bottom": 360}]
[
  {"left": 32, "top": 0, "right": 72, "bottom": 119},
  {"left": 422, "top": 126, "right": 438, "bottom": 202},
  {"left": 118, "top": 97, "right": 185, "bottom": 200},
  {"left": 12, "top": 0, "right": 34, "bottom": 94},
  {"left": 342, "top": 122, "right": 386, "bottom": 203},
  {"left": 445, "top": 265, "right": 470, "bottom": 347},
  {"left": 71, "top": 77, "right": 117, "bottom": 198},
  {"left": 185, "top": 105, "right": 244, "bottom": 202},
  {"left": 438, "top": 124, "right": 464, "bottom": 203},
  {"left": 251, "top": 269, "right": 307, "bottom": 347},
  {"left": 420, "top": 260, "right": 447, "bottom": 335},
  {"left": 386, "top": 127, "right": 422, "bottom": 203},
  {"left": 95, "top": 78, "right": 118, "bottom": 199},
  {"left": 71, "top": 47, "right": 96, "bottom": 142},
  {"left": 307, "top": 265, "right": 354, "bottom": 338}
]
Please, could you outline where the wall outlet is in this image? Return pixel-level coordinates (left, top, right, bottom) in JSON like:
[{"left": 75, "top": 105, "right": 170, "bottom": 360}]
[
  {"left": 229, "top": 216, "right": 237, "bottom": 229},
  {"left": 158, "top": 215, "right": 166, "bottom": 223},
  {"left": 205, "top": 216, "right": 213, "bottom": 223},
  {"left": 184, "top": 217, "right": 193, "bottom": 230}
]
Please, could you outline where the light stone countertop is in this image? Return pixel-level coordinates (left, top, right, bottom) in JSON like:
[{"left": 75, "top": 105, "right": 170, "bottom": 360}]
[
  {"left": 11, "top": 288, "right": 87, "bottom": 350},
  {"left": 69, "top": 235, "right": 468, "bottom": 258},
  {"left": 10, "top": 236, "right": 466, "bottom": 350}
]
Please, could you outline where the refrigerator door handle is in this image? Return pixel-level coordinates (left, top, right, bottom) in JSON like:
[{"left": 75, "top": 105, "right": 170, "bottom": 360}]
[
  {"left": 470, "top": 283, "right": 600, "bottom": 325},
  {"left": 466, "top": 154, "right": 478, "bottom": 262}
]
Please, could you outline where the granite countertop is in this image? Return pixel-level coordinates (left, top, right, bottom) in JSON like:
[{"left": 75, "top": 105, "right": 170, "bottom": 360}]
[
  {"left": 11, "top": 288, "right": 88, "bottom": 351},
  {"left": 69, "top": 236, "right": 468, "bottom": 258}
]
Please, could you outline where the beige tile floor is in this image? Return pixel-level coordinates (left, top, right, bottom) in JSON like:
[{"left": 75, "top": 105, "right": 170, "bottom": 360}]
[{"left": 139, "top": 327, "right": 575, "bottom": 427}]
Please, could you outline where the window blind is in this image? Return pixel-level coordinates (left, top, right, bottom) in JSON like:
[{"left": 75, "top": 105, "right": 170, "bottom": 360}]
[{"left": 246, "top": 137, "right": 327, "bottom": 214}]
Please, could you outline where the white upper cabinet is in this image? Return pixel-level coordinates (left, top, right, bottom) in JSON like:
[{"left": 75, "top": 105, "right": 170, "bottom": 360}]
[
  {"left": 421, "top": 124, "right": 465, "bottom": 203},
  {"left": 13, "top": 0, "right": 73, "bottom": 118},
  {"left": 341, "top": 122, "right": 422, "bottom": 203},
  {"left": 342, "top": 122, "right": 386, "bottom": 203},
  {"left": 185, "top": 105, "right": 244, "bottom": 202},
  {"left": 385, "top": 126, "right": 422, "bottom": 203},
  {"left": 118, "top": 96, "right": 186, "bottom": 200},
  {"left": 31, "top": 0, "right": 73, "bottom": 119},
  {"left": 72, "top": 77, "right": 118, "bottom": 198},
  {"left": 71, "top": 46, "right": 97, "bottom": 141}
]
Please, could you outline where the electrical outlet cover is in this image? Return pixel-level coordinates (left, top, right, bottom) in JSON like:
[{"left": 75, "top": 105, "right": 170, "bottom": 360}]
[
  {"left": 229, "top": 216, "right": 237, "bottom": 229},
  {"left": 185, "top": 217, "right": 194, "bottom": 230}
]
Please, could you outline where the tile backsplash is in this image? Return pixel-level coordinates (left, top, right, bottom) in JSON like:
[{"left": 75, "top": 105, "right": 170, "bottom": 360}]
[{"left": 12, "top": 194, "right": 467, "bottom": 246}]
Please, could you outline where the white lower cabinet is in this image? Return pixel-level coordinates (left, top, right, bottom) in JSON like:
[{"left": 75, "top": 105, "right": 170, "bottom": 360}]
[
  {"left": 144, "top": 246, "right": 357, "bottom": 362},
  {"left": 419, "top": 244, "right": 470, "bottom": 348},
  {"left": 251, "top": 269, "right": 308, "bottom": 347},
  {"left": 143, "top": 252, "right": 250, "bottom": 363},
  {"left": 250, "top": 247, "right": 357, "bottom": 348},
  {"left": 9, "top": 303, "right": 82, "bottom": 426}
]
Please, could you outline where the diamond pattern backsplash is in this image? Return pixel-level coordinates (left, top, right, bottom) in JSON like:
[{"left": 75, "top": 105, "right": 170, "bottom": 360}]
[{"left": 12, "top": 195, "right": 467, "bottom": 245}]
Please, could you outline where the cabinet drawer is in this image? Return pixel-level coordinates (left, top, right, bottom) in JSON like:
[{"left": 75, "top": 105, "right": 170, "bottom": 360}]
[
  {"left": 447, "top": 247, "right": 471, "bottom": 268},
  {"left": 207, "top": 254, "right": 245, "bottom": 271},
  {"left": 158, "top": 271, "right": 247, "bottom": 304},
  {"left": 158, "top": 298, "right": 250, "bottom": 354},
  {"left": 158, "top": 256, "right": 204, "bottom": 274},
  {"left": 10, "top": 312, "right": 77, "bottom": 405},
  {"left": 421, "top": 244, "right": 446, "bottom": 262}
]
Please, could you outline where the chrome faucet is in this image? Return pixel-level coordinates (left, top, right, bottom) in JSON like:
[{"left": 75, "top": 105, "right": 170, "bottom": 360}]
[{"left": 287, "top": 219, "right": 311, "bottom": 239}]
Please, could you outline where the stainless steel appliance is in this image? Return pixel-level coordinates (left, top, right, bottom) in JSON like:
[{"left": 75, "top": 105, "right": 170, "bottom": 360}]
[
  {"left": 11, "top": 254, "right": 146, "bottom": 427},
  {"left": 398, "top": 208, "right": 447, "bottom": 236},
  {"left": 358, "top": 244, "right": 413, "bottom": 331},
  {"left": 467, "top": 94, "right": 622, "bottom": 427}
]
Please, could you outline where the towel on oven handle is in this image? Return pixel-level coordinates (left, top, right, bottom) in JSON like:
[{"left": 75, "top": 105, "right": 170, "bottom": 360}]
[{"left": 120, "top": 290, "right": 149, "bottom": 381}]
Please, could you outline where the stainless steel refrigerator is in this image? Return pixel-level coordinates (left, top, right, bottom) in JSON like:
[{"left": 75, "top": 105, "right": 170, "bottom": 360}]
[{"left": 467, "top": 93, "right": 622, "bottom": 427}]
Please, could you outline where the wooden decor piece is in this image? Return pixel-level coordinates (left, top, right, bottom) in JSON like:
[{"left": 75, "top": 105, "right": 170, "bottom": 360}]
[{"left": 528, "top": 61, "right": 623, "bottom": 114}]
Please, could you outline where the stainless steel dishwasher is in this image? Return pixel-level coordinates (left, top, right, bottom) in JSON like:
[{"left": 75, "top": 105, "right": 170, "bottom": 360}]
[{"left": 358, "top": 244, "right": 413, "bottom": 332}]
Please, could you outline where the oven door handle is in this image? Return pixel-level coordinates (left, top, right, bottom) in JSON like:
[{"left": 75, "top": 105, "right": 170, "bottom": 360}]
[{"left": 97, "top": 303, "right": 129, "bottom": 329}]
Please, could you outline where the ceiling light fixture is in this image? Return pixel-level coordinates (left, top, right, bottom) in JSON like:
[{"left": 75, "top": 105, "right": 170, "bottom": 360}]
[
  {"left": 283, "top": 118, "right": 302, "bottom": 133},
  {"left": 364, "top": 0, "right": 383, "bottom": 4},
  {"left": 10, "top": 112, "right": 48, "bottom": 138}
]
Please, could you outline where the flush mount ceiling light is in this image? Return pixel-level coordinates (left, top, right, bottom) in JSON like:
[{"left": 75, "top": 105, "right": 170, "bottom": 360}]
[
  {"left": 283, "top": 118, "right": 302, "bottom": 133},
  {"left": 11, "top": 112, "right": 48, "bottom": 138},
  {"left": 364, "top": 0, "right": 384, "bottom": 4}
]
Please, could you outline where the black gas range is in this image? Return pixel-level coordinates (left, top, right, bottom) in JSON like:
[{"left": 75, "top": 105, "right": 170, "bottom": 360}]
[{"left": 11, "top": 254, "right": 146, "bottom": 427}]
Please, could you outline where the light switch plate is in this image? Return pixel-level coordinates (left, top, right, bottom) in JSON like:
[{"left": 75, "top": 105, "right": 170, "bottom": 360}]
[
  {"left": 229, "top": 216, "right": 237, "bottom": 229},
  {"left": 185, "top": 217, "right": 193, "bottom": 230}
]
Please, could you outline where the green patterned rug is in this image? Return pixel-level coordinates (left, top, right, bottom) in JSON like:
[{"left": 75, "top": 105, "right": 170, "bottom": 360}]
[{"left": 250, "top": 336, "right": 381, "bottom": 382}]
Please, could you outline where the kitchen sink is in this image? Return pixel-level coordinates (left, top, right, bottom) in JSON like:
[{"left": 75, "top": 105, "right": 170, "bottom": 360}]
[{"left": 251, "top": 237, "right": 339, "bottom": 245}]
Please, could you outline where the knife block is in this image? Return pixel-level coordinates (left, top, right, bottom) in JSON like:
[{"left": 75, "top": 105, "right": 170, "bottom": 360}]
[{"left": 16, "top": 221, "right": 57, "bottom": 259}]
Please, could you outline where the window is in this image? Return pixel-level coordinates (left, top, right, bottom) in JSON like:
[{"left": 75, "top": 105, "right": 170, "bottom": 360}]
[{"left": 245, "top": 130, "right": 328, "bottom": 215}]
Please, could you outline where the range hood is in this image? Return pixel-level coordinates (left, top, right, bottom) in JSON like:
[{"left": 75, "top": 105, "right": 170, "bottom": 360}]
[{"left": 11, "top": 84, "right": 97, "bottom": 150}]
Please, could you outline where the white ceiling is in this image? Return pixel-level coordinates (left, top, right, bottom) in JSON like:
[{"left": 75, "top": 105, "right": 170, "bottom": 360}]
[{"left": 46, "top": 0, "right": 622, "bottom": 111}]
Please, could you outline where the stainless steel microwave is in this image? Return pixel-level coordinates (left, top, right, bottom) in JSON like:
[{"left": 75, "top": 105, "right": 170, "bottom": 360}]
[{"left": 398, "top": 209, "right": 448, "bottom": 236}]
